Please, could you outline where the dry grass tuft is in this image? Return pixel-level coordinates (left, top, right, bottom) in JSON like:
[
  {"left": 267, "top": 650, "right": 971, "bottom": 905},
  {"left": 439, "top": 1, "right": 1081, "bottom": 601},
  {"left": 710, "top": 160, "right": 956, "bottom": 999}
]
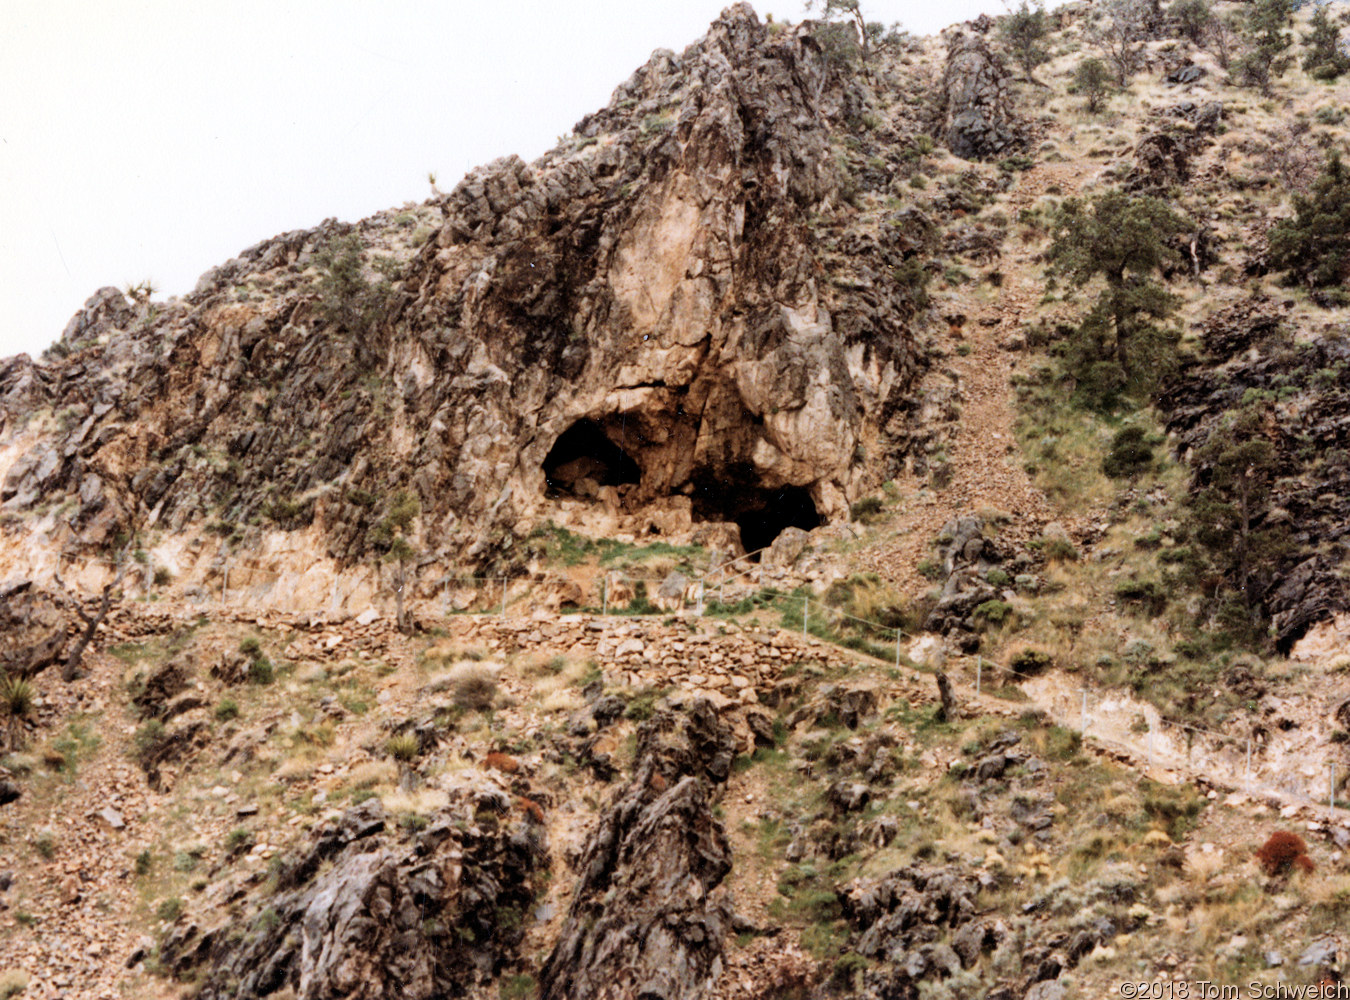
[{"left": 347, "top": 760, "right": 398, "bottom": 790}]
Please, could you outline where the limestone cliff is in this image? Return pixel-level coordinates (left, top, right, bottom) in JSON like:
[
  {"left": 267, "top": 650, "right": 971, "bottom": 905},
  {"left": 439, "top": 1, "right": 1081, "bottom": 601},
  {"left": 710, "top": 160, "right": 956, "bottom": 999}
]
[{"left": 0, "top": 4, "right": 934, "bottom": 607}]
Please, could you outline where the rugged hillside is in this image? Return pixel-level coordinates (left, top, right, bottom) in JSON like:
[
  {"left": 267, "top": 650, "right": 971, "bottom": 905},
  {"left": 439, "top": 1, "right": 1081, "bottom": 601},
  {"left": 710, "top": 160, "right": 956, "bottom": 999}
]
[
  {"left": 0, "top": 5, "right": 946, "bottom": 610},
  {"left": 4, "top": 2, "right": 1350, "bottom": 999}
]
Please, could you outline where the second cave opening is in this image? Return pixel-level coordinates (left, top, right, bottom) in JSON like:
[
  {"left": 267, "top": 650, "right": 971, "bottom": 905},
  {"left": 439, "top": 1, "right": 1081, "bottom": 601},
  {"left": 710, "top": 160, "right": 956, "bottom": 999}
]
[{"left": 691, "top": 468, "right": 822, "bottom": 555}]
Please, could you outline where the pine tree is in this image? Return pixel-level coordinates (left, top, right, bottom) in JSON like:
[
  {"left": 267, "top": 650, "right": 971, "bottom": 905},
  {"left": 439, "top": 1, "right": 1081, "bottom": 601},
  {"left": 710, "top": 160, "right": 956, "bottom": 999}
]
[
  {"left": 1047, "top": 190, "right": 1188, "bottom": 407},
  {"left": 1188, "top": 404, "right": 1289, "bottom": 632}
]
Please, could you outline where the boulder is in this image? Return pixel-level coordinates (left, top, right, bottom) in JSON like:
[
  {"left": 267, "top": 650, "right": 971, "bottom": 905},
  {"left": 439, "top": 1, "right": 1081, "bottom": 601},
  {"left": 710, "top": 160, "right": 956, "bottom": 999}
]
[
  {"left": 132, "top": 657, "right": 192, "bottom": 720},
  {"left": 0, "top": 580, "right": 71, "bottom": 678},
  {"left": 764, "top": 526, "right": 811, "bottom": 567}
]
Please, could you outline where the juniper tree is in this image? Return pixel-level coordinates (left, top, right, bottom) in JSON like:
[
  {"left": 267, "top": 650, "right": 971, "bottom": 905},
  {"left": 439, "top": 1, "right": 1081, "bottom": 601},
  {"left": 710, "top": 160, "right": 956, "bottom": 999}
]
[
  {"left": 314, "top": 232, "right": 400, "bottom": 367},
  {"left": 806, "top": 0, "right": 872, "bottom": 64},
  {"left": 1301, "top": 4, "right": 1350, "bottom": 80},
  {"left": 1074, "top": 56, "right": 1112, "bottom": 112},
  {"left": 1235, "top": 0, "right": 1294, "bottom": 94},
  {"left": 1047, "top": 190, "right": 1188, "bottom": 408},
  {"left": 1000, "top": 1, "right": 1051, "bottom": 80},
  {"left": 1170, "top": 0, "right": 1213, "bottom": 44},
  {"left": 1267, "top": 151, "right": 1350, "bottom": 290}
]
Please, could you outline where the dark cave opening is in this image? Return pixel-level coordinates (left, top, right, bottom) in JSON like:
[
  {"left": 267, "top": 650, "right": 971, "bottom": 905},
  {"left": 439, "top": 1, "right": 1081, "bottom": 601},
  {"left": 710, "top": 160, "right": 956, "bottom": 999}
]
[
  {"left": 543, "top": 419, "right": 641, "bottom": 496},
  {"left": 692, "top": 469, "right": 822, "bottom": 555}
]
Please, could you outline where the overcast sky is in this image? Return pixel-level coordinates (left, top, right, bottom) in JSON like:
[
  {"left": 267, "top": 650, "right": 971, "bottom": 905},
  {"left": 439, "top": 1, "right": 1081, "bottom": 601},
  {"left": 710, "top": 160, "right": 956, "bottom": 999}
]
[{"left": 0, "top": 0, "right": 1013, "bottom": 360}]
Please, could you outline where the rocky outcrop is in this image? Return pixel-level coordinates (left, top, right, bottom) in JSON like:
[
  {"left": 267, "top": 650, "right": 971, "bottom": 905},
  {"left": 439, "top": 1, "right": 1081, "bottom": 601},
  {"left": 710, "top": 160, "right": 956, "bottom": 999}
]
[
  {"left": 539, "top": 700, "right": 736, "bottom": 1000},
  {"left": 0, "top": 4, "right": 932, "bottom": 603},
  {"left": 922, "top": 516, "right": 1031, "bottom": 645},
  {"left": 0, "top": 579, "right": 72, "bottom": 678},
  {"left": 937, "top": 33, "right": 1018, "bottom": 160},
  {"left": 1160, "top": 298, "right": 1350, "bottom": 650},
  {"left": 160, "top": 792, "right": 545, "bottom": 999}
]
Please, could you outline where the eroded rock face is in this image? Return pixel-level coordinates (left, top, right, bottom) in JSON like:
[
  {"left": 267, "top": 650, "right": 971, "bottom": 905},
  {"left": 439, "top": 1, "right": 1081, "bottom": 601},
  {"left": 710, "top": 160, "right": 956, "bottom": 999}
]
[
  {"left": 0, "top": 4, "right": 929, "bottom": 592},
  {"left": 160, "top": 793, "right": 545, "bottom": 999},
  {"left": 539, "top": 699, "right": 736, "bottom": 1000},
  {"left": 0, "top": 579, "right": 72, "bottom": 678},
  {"left": 937, "top": 33, "right": 1018, "bottom": 160}
]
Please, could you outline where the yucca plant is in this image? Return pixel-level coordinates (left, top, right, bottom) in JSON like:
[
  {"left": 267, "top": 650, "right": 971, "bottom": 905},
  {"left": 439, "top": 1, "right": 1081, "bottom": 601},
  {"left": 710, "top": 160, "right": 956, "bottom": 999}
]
[
  {"left": 385, "top": 733, "right": 420, "bottom": 762},
  {"left": 0, "top": 674, "right": 34, "bottom": 718}
]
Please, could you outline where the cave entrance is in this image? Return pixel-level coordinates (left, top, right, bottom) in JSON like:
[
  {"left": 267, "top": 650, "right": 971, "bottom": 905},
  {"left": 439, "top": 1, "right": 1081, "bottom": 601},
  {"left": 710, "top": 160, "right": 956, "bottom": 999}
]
[
  {"left": 543, "top": 419, "right": 641, "bottom": 497},
  {"left": 692, "top": 469, "right": 822, "bottom": 555}
]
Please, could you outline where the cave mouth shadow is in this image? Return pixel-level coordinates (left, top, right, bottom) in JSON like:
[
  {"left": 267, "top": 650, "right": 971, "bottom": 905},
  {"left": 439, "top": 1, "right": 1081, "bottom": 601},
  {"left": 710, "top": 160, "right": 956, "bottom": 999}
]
[
  {"left": 543, "top": 419, "right": 641, "bottom": 496},
  {"left": 692, "top": 470, "right": 822, "bottom": 555}
]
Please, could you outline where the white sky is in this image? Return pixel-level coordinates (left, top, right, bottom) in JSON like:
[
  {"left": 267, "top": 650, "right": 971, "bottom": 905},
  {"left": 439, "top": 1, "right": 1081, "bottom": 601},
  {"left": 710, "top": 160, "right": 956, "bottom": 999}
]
[{"left": 0, "top": 0, "right": 1011, "bottom": 360}]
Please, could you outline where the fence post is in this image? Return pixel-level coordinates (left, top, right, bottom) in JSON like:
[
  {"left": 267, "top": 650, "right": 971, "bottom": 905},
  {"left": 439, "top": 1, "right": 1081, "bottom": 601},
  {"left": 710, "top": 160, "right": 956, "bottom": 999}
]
[
  {"left": 500, "top": 578, "right": 506, "bottom": 618},
  {"left": 1080, "top": 690, "right": 1087, "bottom": 736},
  {"left": 894, "top": 630, "right": 901, "bottom": 669},
  {"left": 719, "top": 577, "right": 724, "bottom": 606},
  {"left": 976, "top": 657, "right": 982, "bottom": 697},
  {"left": 602, "top": 576, "right": 608, "bottom": 616},
  {"left": 802, "top": 596, "right": 809, "bottom": 639},
  {"left": 697, "top": 581, "right": 705, "bottom": 616},
  {"left": 1331, "top": 763, "right": 1337, "bottom": 812}
]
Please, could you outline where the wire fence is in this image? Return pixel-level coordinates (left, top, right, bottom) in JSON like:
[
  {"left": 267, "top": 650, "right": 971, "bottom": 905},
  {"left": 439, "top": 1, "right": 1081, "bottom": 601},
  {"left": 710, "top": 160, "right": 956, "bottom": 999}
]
[
  {"left": 217, "top": 551, "right": 1350, "bottom": 820},
  {"left": 1037, "top": 680, "right": 1348, "bottom": 819}
]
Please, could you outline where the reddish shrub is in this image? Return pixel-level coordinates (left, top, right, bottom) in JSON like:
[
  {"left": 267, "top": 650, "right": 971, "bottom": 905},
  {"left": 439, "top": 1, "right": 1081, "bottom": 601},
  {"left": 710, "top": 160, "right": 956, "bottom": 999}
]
[
  {"left": 483, "top": 751, "right": 520, "bottom": 774},
  {"left": 517, "top": 796, "right": 544, "bottom": 824},
  {"left": 1255, "top": 831, "right": 1315, "bottom": 876}
]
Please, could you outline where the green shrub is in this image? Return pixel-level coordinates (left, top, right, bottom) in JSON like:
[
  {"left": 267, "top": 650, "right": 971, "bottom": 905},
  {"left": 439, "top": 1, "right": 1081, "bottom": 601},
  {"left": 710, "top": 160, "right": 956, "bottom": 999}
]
[
  {"left": 1009, "top": 648, "right": 1053, "bottom": 675},
  {"left": 224, "top": 827, "right": 255, "bottom": 856},
  {"left": 32, "top": 831, "right": 56, "bottom": 859},
  {"left": 450, "top": 663, "right": 498, "bottom": 712},
  {"left": 1114, "top": 579, "right": 1167, "bottom": 616},
  {"left": 248, "top": 657, "right": 275, "bottom": 685},
  {"left": 917, "top": 558, "right": 945, "bottom": 581},
  {"left": 214, "top": 699, "right": 239, "bottom": 722},
  {"left": 1043, "top": 537, "right": 1079, "bottom": 563},
  {"left": 974, "top": 600, "right": 1014, "bottom": 627},
  {"left": 850, "top": 495, "right": 885, "bottom": 523},
  {"left": 986, "top": 568, "right": 1010, "bottom": 587},
  {"left": 1102, "top": 426, "right": 1154, "bottom": 478},
  {"left": 156, "top": 897, "right": 183, "bottom": 922},
  {"left": 133, "top": 720, "right": 166, "bottom": 760}
]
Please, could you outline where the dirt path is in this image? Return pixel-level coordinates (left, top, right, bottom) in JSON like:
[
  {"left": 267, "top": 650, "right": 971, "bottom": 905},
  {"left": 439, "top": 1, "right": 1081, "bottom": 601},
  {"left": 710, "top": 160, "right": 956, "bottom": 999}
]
[{"left": 862, "top": 157, "right": 1098, "bottom": 597}]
